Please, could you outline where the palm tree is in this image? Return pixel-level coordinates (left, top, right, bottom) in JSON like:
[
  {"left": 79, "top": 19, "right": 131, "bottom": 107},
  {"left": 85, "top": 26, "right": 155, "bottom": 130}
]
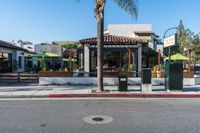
[{"left": 78, "top": 0, "right": 138, "bottom": 92}]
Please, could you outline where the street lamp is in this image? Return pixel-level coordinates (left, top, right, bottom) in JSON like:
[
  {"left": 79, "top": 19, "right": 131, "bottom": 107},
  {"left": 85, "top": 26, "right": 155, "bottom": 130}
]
[{"left": 163, "top": 27, "right": 178, "bottom": 62}]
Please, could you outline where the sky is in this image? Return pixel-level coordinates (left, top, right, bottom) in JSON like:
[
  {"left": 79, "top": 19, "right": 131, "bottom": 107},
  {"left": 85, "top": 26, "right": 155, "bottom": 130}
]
[{"left": 0, "top": 0, "right": 200, "bottom": 44}]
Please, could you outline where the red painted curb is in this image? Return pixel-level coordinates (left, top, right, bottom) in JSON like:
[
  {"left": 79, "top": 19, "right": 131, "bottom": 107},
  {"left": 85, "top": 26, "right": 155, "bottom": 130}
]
[{"left": 48, "top": 93, "right": 200, "bottom": 98}]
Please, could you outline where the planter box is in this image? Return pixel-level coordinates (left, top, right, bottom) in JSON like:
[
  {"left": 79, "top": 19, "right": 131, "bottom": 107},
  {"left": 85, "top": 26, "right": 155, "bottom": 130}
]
[
  {"left": 183, "top": 71, "right": 194, "bottom": 78},
  {"left": 157, "top": 71, "right": 165, "bottom": 78},
  {"left": 152, "top": 71, "right": 157, "bottom": 78},
  {"left": 103, "top": 72, "right": 118, "bottom": 77},
  {"left": 127, "top": 72, "right": 137, "bottom": 77},
  {"left": 38, "top": 71, "right": 72, "bottom": 77},
  {"left": 103, "top": 72, "right": 137, "bottom": 77}
]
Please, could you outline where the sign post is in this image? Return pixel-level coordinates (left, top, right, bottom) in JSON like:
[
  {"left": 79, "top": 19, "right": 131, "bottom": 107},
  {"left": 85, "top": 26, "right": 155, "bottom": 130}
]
[
  {"left": 164, "top": 33, "right": 178, "bottom": 91},
  {"left": 164, "top": 34, "right": 177, "bottom": 62}
]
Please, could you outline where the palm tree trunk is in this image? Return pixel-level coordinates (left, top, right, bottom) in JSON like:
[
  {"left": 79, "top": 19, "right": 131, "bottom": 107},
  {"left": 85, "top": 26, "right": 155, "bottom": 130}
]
[{"left": 97, "top": 12, "right": 104, "bottom": 92}]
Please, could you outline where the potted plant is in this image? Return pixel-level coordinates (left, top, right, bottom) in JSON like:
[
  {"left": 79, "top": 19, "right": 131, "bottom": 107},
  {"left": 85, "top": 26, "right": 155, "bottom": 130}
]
[
  {"left": 156, "top": 64, "right": 165, "bottom": 78},
  {"left": 151, "top": 66, "right": 157, "bottom": 78},
  {"left": 121, "top": 66, "right": 127, "bottom": 72},
  {"left": 40, "top": 58, "right": 46, "bottom": 71},
  {"left": 128, "top": 64, "right": 136, "bottom": 77}
]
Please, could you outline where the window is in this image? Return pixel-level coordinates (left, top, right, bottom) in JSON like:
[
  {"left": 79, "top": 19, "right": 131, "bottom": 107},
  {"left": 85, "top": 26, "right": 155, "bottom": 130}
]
[
  {"left": 0, "top": 52, "right": 12, "bottom": 73},
  {"left": 89, "top": 49, "right": 135, "bottom": 72},
  {"left": 18, "top": 56, "right": 22, "bottom": 69}
]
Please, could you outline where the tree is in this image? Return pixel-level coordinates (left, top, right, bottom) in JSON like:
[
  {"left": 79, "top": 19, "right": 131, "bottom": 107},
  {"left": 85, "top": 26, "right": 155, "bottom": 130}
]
[
  {"left": 78, "top": 0, "right": 138, "bottom": 92},
  {"left": 177, "top": 20, "right": 193, "bottom": 54},
  {"left": 191, "top": 34, "right": 200, "bottom": 65},
  {"left": 62, "top": 42, "right": 81, "bottom": 72},
  {"left": 165, "top": 20, "right": 194, "bottom": 57},
  {"left": 63, "top": 42, "right": 80, "bottom": 49}
]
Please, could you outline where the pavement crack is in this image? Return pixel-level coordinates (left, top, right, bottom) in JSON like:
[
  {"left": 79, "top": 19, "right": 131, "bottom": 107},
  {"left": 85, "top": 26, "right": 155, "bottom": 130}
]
[
  {"left": 30, "top": 86, "right": 48, "bottom": 97},
  {"left": 161, "top": 100, "right": 175, "bottom": 107},
  {"left": 84, "top": 99, "right": 90, "bottom": 107}
]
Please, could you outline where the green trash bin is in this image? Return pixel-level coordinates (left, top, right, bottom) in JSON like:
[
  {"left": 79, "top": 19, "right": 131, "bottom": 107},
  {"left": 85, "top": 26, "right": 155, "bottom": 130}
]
[
  {"left": 165, "top": 62, "right": 183, "bottom": 91},
  {"left": 141, "top": 68, "right": 152, "bottom": 92},
  {"left": 118, "top": 73, "right": 128, "bottom": 91},
  {"left": 142, "top": 68, "right": 152, "bottom": 84}
]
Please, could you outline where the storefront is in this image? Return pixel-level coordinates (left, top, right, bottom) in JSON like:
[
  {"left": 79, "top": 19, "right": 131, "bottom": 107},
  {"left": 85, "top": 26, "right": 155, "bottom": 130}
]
[
  {"left": 79, "top": 35, "right": 158, "bottom": 77},
  {"left": 0, "top": 40, "right": 34, "bottom": 73},
  {"left": 0, "top": 52, "right": 12, "bottom": 73}
]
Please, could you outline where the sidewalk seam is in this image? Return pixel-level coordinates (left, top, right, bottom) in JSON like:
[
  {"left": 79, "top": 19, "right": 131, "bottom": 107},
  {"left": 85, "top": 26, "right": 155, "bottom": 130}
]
[{"left": 29, "top": 86, "right": 49, "bottom": 97}]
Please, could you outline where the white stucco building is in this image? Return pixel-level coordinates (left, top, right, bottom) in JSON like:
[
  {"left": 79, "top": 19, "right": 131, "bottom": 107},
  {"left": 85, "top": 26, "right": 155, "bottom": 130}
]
[
  {"left": 0, "top": 40, "right": 34, "bottom": 73},
  {"left": 105, "top": 24, "right": 163, "bottom": 53}
]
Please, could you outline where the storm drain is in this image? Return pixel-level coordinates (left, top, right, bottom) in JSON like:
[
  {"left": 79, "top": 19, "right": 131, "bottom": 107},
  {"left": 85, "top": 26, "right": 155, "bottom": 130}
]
[{"left": 83, "top": 115, "right": 113, "bottom": 125}]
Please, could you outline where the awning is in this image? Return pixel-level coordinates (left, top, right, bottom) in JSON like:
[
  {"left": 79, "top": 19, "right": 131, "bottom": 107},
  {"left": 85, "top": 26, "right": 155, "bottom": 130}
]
[
  {"left": 33, "top": 51, "right": 61, "bottom": 58},
  {"left": 28, "top": 57, "right": 42, "bottom": 61},
  {"left": 165, "top": 53, "right": 189, "bottom": 61}
]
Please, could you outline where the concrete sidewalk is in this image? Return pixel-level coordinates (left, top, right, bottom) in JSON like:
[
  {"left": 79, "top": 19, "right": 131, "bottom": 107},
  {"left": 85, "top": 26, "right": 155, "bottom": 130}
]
[{"left": 0, "top": 85, "right": 200, "bottom": 98}]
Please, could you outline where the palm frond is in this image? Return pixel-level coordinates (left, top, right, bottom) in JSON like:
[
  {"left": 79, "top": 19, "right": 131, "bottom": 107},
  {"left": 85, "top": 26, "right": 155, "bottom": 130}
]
[{"left": 113, "top": 0, "right": 138, "bottom": 19}]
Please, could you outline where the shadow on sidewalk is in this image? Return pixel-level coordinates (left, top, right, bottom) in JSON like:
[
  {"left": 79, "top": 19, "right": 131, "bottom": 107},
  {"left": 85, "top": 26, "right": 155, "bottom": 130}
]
[{"left": 0, "top": 83, "right": 39, "bottom": 87}]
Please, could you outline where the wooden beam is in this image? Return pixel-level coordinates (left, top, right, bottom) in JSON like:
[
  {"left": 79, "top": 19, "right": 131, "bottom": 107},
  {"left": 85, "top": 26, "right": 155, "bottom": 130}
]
[
  {"left": 158, "top": 49, "right": 161, "bottom": 65},
  {"left": 128, "top": 48, "right": 131, "bottom": 68}
]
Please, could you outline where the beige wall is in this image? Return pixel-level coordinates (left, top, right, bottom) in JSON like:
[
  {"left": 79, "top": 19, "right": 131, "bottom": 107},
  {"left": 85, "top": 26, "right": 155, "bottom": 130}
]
[
  {"left": 108, "top": 24, "right": 152, "bottom": 38},
  {"left": 35, "top": 43, "right": 62, "bottom": 55}
]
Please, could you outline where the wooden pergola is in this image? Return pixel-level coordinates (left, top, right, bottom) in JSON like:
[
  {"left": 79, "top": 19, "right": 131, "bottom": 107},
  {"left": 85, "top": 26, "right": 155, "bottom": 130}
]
[{"left": 80, "top": 35, "right": 148, "bottom": 69}]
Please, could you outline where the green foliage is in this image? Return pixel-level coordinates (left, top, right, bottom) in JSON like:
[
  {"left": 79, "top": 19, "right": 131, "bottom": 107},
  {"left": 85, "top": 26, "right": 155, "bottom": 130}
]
[
  {"left": 120, "top": 64, "right": 136, "bottom": 72},
  {"left": 13, "top": 60, "right": 19, "bottom": 71},
  {"left": 77, "top": 0, "right": 138, "bottom": 19},
  {"left": 25, "top": 68, "right": 32, "bottom": 73},
  {"left": 128, "top": 64, "right": 136, "bottom": 72},
  {"left": 177, "top": 20, "right": 193, "bottom": 52},
  {"left": 63, "top": 42, "right": 81, "bottom": 49},
  {"left": 164, "top": 45, "right": 180, "bottom": 57},
  {"left": 165, "top": 20, "right": 196, "bottom": 57},
  {"left": 192, "top": 34, "right": 200, "bottom": 45},
  {"left": 40, "top": 58, "right": 46, "bottom": 71},
  {"left": 191, "top": 41, "right": 200, "bottom": 64},
  {"left": 121, "top": 66, "right": 128, "bottom": 72},
  {"left": 113, "top": 0, "right": 138, "bottom": 19},
  {"left": 65, "top": 57, "right": 77, "bottom": 63},
  {"left": 191, "top": 33, "right": 200, "bottom": 63},
  {"left": 155, "top": 64, "right": 164, "bottom": 71}
]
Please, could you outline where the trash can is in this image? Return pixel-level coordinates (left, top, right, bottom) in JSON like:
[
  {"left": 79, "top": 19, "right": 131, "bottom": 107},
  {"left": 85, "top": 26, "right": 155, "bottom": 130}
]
[
  {"left": 142, "top": 68, "right": 152, "bottom": 84},
  {"left": 141, "top": 68, "right": 152, "bottom": 92},
  {"left": 118, "top": 73, "right": 128, "bottom": 91},
  {"left": 165, "top": 62, "right": 183, "bottom": 91}
]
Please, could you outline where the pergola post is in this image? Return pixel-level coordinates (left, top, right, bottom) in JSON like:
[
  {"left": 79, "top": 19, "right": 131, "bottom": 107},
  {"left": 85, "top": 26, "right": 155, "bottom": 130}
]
[
  {"left": 128, "top": 48, "right": 131, "bottom": 69},
  {"left": 137, "top": 44, "right": 142, "bottom": 73},
  {"left": 158, "top": 49, "right": 161, "bottom": 65},
  {"left": 84, "top": 45, "right": 90, "bottom": 77}
]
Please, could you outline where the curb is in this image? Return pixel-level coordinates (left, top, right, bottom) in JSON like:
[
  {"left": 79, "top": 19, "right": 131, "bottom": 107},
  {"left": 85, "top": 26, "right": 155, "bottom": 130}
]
[
  {"left": 48, "top": 93, "right": 200, "bottom": 98},
  {"left": 0, "top": 95, "right": 49, "bottom": 99},
  {"left": 0, "top": 93, "right": 200, "bottom": 99}
]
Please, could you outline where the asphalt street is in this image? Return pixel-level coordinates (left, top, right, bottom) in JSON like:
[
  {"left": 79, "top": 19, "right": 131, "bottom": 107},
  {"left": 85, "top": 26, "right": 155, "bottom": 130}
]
[{"left": 0, "top": 98, "right": 200, "bottom": 133}]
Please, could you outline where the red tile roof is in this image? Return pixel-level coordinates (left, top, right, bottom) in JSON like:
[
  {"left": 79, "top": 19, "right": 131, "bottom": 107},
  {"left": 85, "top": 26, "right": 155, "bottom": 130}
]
[
  {"left": 79, "top": 35, "right": 148, "bottom": 45},
  {"left": 134, "top": 31, "right": 155, "bottom": 35}
]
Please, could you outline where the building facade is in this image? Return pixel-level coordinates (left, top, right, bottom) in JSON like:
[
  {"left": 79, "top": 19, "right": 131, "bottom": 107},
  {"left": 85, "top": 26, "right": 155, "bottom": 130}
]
[
  {"left": 79, "top": 35, "right": 158, "bottom": 77},
  {"left": 78, "top": 24, "right": 160, "bottom": 77},
  {"left": 0, "top": 40, "right": 34, "bottom": 73},
  {"left": 34, "top": 41, "right": 66, "bottom": 55},
  {"left": 16, "top": 40, "right": 35, "bottom": 52},
  {"left": 105, "top": 24, "right": 163, "bottom": 51}
]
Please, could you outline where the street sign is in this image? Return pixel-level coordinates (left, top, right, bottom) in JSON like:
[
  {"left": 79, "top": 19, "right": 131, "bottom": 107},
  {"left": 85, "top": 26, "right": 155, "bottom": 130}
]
[{"left": 164, "top": 34, "right": 177, "bottom": 48}]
